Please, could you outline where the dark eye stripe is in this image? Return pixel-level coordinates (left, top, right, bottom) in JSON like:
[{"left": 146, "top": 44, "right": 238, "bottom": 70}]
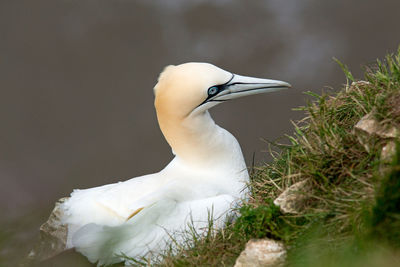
[{"left": 196, "top": 73, "right": 235, "bottom": 108}]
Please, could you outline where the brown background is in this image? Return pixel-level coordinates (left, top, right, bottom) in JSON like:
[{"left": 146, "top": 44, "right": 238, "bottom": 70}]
[{"left": 1, "top": 0, "right": 400, "bottom": 263}]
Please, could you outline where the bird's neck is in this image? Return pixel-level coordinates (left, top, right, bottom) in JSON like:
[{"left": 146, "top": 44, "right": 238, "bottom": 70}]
[{"left": 157, "top": 111, "right": 245, "bottom": 168}]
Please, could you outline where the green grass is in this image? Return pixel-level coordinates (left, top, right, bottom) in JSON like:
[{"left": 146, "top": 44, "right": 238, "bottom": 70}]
[{"left": 150, "top": 47, "right": 400, "bottom": 266}]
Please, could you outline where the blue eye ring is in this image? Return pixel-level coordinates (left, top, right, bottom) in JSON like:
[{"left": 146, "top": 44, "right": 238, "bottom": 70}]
[{"left": 208, "top": 86, "right": 219, "bottom": 96}]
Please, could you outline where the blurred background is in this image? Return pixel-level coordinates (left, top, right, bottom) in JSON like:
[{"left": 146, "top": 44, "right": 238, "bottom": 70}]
[{"left": 1, "top": 0, "right": 400, "bottom": 265}]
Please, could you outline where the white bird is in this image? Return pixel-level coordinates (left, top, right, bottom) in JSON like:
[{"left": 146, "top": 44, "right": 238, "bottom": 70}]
[{"left": 61, "top": 62, "right": 290, "bottom": 266}]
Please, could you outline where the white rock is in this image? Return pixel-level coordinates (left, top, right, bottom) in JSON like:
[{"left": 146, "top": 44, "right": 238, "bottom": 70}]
[
  {"left": 234, "top": 239, "right": 286, "bottom": 267},
  {"left": 381, "top": 141, "right": 396, "bottom": 162},
  {"left": 26, "top": 197, "right": 69, "bottom": 263},
  {"left": 273, "top": 179, "right": 310, "bottom": 214},
  {"left": 354, "top": 112, "right": 399, "bottom": 152}
]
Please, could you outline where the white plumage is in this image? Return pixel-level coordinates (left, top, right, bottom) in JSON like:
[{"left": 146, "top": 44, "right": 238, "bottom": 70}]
[{"left": 61, "top": 63, "right": 290, "bottom": 265}]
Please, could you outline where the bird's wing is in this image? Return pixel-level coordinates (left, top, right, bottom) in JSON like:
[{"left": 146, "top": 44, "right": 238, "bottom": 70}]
[
  {"left": 71, "top": 195, "right": 178, "bottom": 265},
  {"left": 71, "top": 192, "right": 234, "bottom": 266},
  {"left": 62, "top": 172, "right": 170, "bottom": 228}
]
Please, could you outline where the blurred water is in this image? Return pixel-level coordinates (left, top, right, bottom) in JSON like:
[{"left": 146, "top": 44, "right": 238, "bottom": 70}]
[{"left": 1, "top": 0, "right": 400, "bottom": 264}]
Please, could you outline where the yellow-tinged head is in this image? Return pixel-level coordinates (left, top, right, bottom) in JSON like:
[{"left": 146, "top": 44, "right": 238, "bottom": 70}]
[
  {"left": 154, "top": 62, "right": 291, "bottom": 119},
  {"left": 154, "top": 63, "right": 231, "bottom": 119}
]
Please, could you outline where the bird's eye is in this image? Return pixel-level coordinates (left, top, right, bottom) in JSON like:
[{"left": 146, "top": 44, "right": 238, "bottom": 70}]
[{"left": 208, "top": 86, "right": 219, "bottom": 96}]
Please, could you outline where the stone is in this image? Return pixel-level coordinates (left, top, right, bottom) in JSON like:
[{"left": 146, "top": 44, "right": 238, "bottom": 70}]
[
  {"left": 273, "top": 179, "right": 310, "bottom": 214},
  {"left": 234, "top": 239, "right": 286, "bottom": 267},
  {"left": 381, "top": 141, "right": 397, "bottom": 162},
  {"left": 353, "top": 112, "right": 399, "bottom": 152},
  {"left": 379, "top": 141, "right": 398, "bottom": 174},
  {"left": 26, "top": 197, "right": 69, "bottom": 263},
  {"left": 351, "top": 81, "right": 370, "bottom": 87}
]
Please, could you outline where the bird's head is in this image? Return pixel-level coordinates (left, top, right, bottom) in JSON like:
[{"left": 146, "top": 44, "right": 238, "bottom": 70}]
[{"left": 154, "top": 62, "right": 291, "bottom": 119}]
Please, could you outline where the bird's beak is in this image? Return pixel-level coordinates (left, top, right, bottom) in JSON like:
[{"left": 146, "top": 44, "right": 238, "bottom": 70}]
[
  {"left": 212, "top": 74, "right": 291, "bottom": 102},
  {"left": 191, "top": 73, "right": 291, "bottom": 116}
]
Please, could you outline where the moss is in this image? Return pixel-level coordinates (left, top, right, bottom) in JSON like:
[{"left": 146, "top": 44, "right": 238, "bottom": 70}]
[{"left": 233, "top": 200, "right": 286, "bottom": 240}]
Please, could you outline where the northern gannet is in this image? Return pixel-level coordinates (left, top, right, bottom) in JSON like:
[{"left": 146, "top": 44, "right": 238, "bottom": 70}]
[{"left": 60, "top": 63, "right": 290, "bottom": 265}]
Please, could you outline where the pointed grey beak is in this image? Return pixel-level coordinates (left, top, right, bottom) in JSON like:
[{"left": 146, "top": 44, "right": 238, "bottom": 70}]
[
  {"left": 212, "top": 74, "right": 291, "bottom": 102},
  {"left": 191, "top": 73, "right": 291, "bottom": 116}
]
